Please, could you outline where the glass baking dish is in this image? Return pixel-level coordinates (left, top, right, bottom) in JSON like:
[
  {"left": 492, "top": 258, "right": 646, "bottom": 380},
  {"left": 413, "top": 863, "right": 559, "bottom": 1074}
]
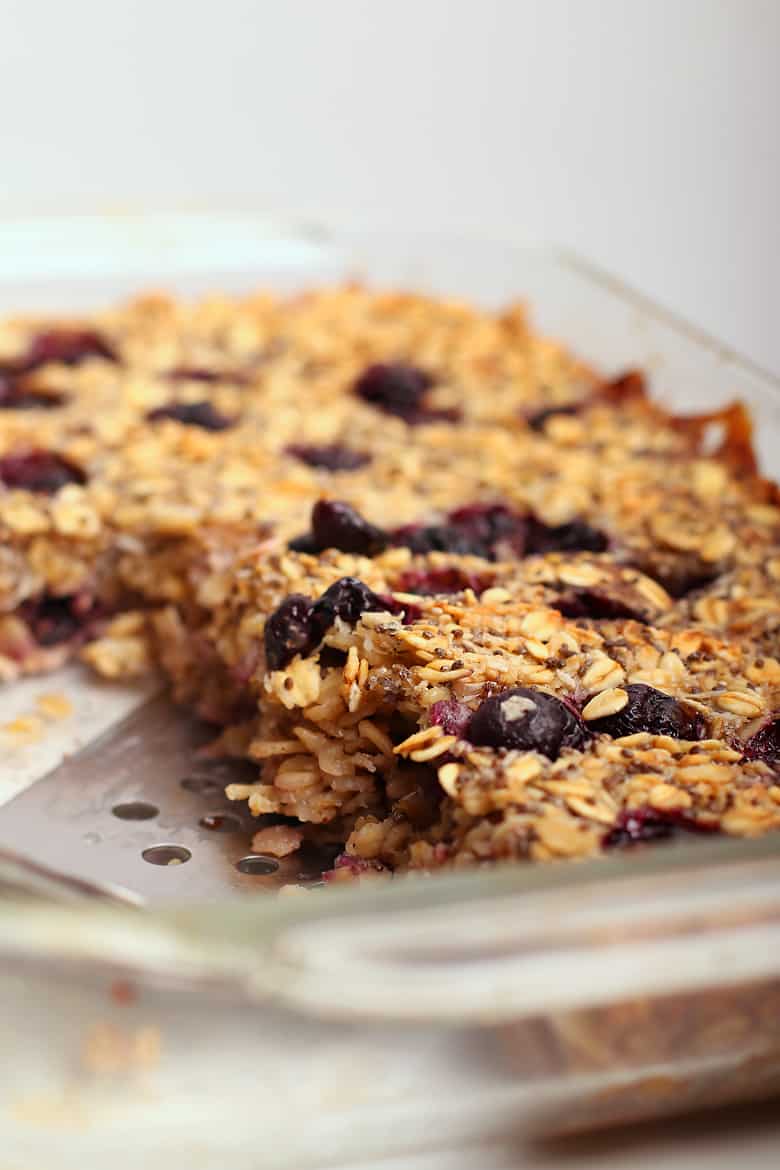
[{"left": 0, "top": 216, "right": 778, "bottom": 1169}]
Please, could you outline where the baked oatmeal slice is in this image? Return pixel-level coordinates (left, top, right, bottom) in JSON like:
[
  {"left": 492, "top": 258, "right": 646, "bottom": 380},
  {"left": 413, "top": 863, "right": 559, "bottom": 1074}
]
[
  {"left": 166, "top": 415, "right": 780, "bottom": 683},
  {"left": 147, "top": 547, "right": 778, "bottom": 870},
  {"left": 3, "top": 283, "right": 778, "bottom": 679},
  {"left": 140, "top": 540, "right": 681, "bottom": 725},
  {"left": 0, "top": 284, "right": 599, "bottom": 452},
  {"left": 656, "top": 558, "right": 780, "bottom": 659},
  {"left": 342, "top": 735, "right": 780, "bottom": 876},
  {"left": 0, "top": 285, "right": 593, "bottom": 659}
]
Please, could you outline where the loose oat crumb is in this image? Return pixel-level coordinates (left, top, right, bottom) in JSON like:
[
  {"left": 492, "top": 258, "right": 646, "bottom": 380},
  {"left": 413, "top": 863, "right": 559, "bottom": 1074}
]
[
  {"left": 36, "top": 691, "right": 74, "bottom": 720},
  {"left": 251, "top": 824, "right": 304, "bottom": 857},
  {"left": 80, "top": 1022, "right": 162, "bottom": 1074},
  {"left": 3, "top": 714, "right": 45, "bottom": 741}
]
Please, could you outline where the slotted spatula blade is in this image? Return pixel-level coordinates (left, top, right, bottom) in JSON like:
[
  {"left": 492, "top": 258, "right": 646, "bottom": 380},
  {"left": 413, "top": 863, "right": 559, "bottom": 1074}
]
[{"left": 0, "top": 694, "right": 304, "bottom": 903}]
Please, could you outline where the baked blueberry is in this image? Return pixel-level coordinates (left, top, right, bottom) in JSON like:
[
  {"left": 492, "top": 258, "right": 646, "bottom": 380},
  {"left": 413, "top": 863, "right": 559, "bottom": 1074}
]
[
  {"left": 22, "top": 329, "right": 116, "bottom": 369},
  {"left": 24, "top": 596, "right": 79, "bottom": 645},
  {"left": 0, "top": 450, "right": 86, "bottom": 493},
  {"left": 429, "top": 699, "right": 473, "bottom": 738},
  {"left": 551, "top": 590, "right": 647, "bottom": 622},
  {"left": 588, "top": 683, "right": 705, "bottom": 741},
  {"left": 315, "top": 577, "right": 387, "bottom": 626},
  {"left": 264, "top": 578, "right": 395, "bottom": 671},
  {"left": 295, "top": 499, "right": 389, "bottom": 556},
  {"left": 742, "top": 717, "right": 780, "bottom": 764},
  {"left": 395, "top": 567, "right": 490, "bottom": 596},
  {"left": 263, "top": 594, "right": 319, "bottom": 671},
  {"left": 0, "top": 371, "right": 65, "bottom": 410},
  {"left": 526, "top": 518, "right": 608, "bottom": 555},
  {"left": 527, "top": 404, "right": 579, "bottom": 431},
  {"left": 354, "top": 362, "right": 433, "bottom": 421},
  {"left": 468, "top": 687, "right": 587, "bottom": 759},
  {"left": 146, "top": 401, "right": 233, "bottom": 431},
  {"left": 286, "top": 443, "right": 371, "bottom": 472},
  {"left": 603, "top": 806, "right": 716, "bottom": 848},
  {"left": 18, "top": 593, "right": 102, "bottom": 646},
  {"left": 393, "top": 504, "right": 527, "bottom": 561}
]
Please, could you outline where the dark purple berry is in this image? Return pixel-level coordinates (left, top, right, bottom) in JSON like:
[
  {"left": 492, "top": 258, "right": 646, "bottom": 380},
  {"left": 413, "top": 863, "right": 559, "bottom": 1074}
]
[
  {"left": 652, "top": 565, "right": 719, "bottom": 600},
  {"left": 393, "top": 504, "right": 527, "bottom": 561},
  {"left": 424, "top": 405, "right": 462, "bottom": 423},
  {"left": 742, "top": 717, "right": 780, "bottom": 764},
  {"left": 0, "top": 388, "right": 65, "bottom": 410},
  {"left": 314, "top": 577, "right": 412, "bottom": 627},
  {"left": 603, "top": 806, "right": 717, "bottom": 848},
  {"left": 146, "top": 401, "right": 233, "bottom": 431},
  {"left": 308, "top": 499, "right": 388, "bottom": 556},
  {"left": 263, "top": 594, "right": 319, "bottom": 671},
  {"left": 526, "top": 518, "right": 608, "bottom": 555},
  {"left": 0, "top": 371, "right": 65, "bottom": 410},
  {"left": 392, "top": 521, "right": 483, "bottom": 558},
  {"left": 604, "top": 809, "right": 676, "bottom": 847},
  {"left": 168, "top": 366, "right": 251, "bottom": 386},
  {"left": 18, "top": 593, "right": 102, "bottom": 646},
  {"left": 314, "top": 577, "right": 387, "bottom": 627},
  {"left": 390, "top": 504, "right": 606, "bottom": 563},
  {"left": 468, "top": 687, "right": 587, "bottom": 759},
  {"left": 395, "top": 567, "right": 491, "bottom": 596},
  {"left": 448, "top": 504, "right": 529, "bottom": 560},
  {"left": 589, "top": 683, "right": 705, "bottom": 741},
  {"left": 318, "top": 645, "right": 349, "bottom": 668},
  {"left": 0, "top": 449, "right": 86, "bottom": 493},
  {"left": 168, "top": 366, "right": 223, "bottom": 383},
  {"left": 22, "top": 329, "right": 116, "bottom": 369},
  {"left": 0, "top": 329, "right": 113, "bottom": 408},
  {"left": 430, "top": 699, "right": 473, "bottom": 738},
  {"left": 354, "top": 362, "right": 434, "bottom": 422},
  {"left": 552, "top": 590, "right": 648, "bottom": 623},
  {"left": 322, "top": 853, "right": 387, "bottom": 880},
  {"left": 527, "top": 404, "right": 579, "bottom": 431},
  {"left": 287, "top": 532, "right": 320, "bottom": 554},
  {"left": 264, "top": 578, "right": 400, "bottom": 671},
  {"left": 286, "top": 443, "right": 371, "bottom": 472},
  {"left": 20, "top": 596, "right": 80, "bottom": 646}
]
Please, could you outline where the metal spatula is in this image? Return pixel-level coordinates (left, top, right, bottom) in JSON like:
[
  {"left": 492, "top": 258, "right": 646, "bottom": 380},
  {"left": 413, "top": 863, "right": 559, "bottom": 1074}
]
[{"left": 0, "top": 693, "right": 311, "bottom": 904}]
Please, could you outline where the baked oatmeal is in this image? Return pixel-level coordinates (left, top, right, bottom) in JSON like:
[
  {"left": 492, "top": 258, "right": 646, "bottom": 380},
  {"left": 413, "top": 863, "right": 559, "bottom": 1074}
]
[{"left": 1, "top": 286, "right": 779, "bottom": 874}]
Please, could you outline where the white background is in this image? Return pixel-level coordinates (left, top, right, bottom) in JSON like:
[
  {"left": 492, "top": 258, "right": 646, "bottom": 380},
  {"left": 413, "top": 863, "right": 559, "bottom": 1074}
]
[{"left": 0, "top": 0, "right": 777, "bottom": 372}]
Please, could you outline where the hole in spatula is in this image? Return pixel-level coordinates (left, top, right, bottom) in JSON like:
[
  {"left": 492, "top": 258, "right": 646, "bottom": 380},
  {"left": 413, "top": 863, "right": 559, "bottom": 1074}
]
[
  {"left": 236, "top": 854, "right": 279, "bottom": 875},
  {"left": 199, "top": 812, "right": 243, "bottom": 833},
  {"left": 112, "top": 801, "right": 159, "bottom": 821},
  {"left": 142, "top": 845, "right": 192, "bottom": 866}
]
